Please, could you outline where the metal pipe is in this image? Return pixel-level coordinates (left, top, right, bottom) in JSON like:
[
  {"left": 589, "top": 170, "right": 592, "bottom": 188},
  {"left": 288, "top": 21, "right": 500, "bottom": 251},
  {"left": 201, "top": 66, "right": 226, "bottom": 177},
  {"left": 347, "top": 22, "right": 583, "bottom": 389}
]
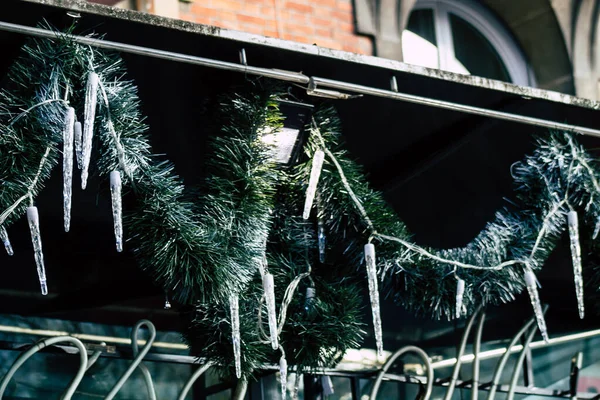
[
  {"left": 472, "top": 311, "right": 486, "bottom": 400},
  {"left": 443, "top": 306, "right": 483, "bottom": 400},
  {"left": 431, "top": 327, "right": 600, "bottom": 370},
  {"left": 0, "top": 21, "right": 309, "bottom": 85},
  {"left": 310, "top": 77, "right": 600, "bottom": 138},
  {"left": 486, "top": 314, "right": 537, "bottom": 400},
  {"left": 507, "top": 324, "right": 539, "bottom": 400},
  {"left": 369, "top": 345, "right": 433, "bottom": 400},
  {"left": 2, "top": 20, "right": 600, "bottom": 138}
]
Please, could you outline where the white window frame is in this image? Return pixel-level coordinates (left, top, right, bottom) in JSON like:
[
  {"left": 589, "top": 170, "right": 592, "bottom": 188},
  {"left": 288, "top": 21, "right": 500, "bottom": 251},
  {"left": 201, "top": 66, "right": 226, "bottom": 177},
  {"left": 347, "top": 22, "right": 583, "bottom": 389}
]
[{"left": 408, "top": 0, "right": 535, "bottom": 86}]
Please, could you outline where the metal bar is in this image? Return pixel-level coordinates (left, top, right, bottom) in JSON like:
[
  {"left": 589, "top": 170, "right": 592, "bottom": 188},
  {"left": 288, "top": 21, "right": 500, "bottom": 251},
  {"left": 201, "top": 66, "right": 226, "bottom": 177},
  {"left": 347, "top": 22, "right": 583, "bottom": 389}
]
[
  {"left": 0, "top": 21, "right": 309, "bottom": 85},
  {"left": 430, "top": 328, "right": 600, "bottom": 369},
  {"left": 311, "top": 77, "right": 600, "bottom": 138},
  {"left": 1, "top": 20, "right": 600, "bottom": 138},
  {"left": 380, "top": 373, "right": 592, "bottom": 399},
  {"left": 0, "top": 323, "right": 188, "bottom": 350}
]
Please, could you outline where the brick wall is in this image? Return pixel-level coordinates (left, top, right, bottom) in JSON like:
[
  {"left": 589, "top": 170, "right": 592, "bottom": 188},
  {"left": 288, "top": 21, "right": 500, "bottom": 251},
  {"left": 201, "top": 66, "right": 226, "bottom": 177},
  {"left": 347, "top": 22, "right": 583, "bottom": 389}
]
[{"left": 178, "top": 0, "right": 373, "bottom": 55}]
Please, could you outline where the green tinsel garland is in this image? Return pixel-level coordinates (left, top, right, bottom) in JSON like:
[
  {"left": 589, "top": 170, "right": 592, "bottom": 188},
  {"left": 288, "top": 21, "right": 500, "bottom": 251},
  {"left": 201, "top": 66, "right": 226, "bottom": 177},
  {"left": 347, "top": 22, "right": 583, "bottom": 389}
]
[
  {"left": 4, "top": 23, "right": 600, "bottom": 386},
  {"left": 182, "top": 87, "right": 365, "bottom": 379},
  {"left": 301, "top": 107, "right": 600, "bottom": 320},
  {"left": 0, "top": 27, "right": 366, "bottom": 381},
  {"left": 0, "top": 27, "right": 276, "bottom": 305}
]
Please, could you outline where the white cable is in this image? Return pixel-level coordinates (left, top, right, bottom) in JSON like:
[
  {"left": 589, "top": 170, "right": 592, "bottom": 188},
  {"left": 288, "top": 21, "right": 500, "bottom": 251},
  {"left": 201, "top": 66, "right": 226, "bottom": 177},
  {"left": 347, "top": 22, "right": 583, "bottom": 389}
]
[{"left": 0, "top": 336, "right": 88, "bottom": 400}]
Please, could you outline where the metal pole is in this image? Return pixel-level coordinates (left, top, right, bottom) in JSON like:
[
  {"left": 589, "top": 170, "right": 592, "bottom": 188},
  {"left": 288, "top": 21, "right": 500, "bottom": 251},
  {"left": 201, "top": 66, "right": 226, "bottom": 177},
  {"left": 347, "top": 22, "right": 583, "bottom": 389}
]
[
  {"left": 310, "top": 77, "right": 600, "bottom": 138},
  {"left": 1, "top": 20, "right": 600, "bottom": 138},
  {"left": 431, "top": 328, "right": 600, "bottom": 370},
  {"left": 0, "top": 21, "right": 309, "bottom": 85}
]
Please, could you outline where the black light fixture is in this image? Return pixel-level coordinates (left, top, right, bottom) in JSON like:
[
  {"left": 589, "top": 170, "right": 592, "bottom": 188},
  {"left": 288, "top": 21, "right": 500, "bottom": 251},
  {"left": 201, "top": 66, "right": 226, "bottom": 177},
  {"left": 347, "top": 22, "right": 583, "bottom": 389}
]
[{"left": 260, "top": 99, "right": 313, "bottom": 166}]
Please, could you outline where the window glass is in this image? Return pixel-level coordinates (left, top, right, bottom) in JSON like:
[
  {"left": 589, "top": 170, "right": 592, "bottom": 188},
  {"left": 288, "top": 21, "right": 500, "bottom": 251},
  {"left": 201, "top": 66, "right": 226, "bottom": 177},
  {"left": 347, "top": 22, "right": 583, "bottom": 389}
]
[
  {"left": 401, "top": 0, "right": 533, "bottom": 86},
  {"left": 449, "top": 13, "right": 510, "bottom": 81},
  {"left": 403, "top": 9, "right": 439, "bottom": 69}
]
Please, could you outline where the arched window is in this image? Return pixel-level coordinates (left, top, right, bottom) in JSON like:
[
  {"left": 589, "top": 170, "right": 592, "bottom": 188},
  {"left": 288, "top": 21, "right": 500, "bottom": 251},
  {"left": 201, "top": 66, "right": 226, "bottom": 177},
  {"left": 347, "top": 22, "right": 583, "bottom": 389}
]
[{"left": 402, "top": 0, "right": 534, "bottom": 86}]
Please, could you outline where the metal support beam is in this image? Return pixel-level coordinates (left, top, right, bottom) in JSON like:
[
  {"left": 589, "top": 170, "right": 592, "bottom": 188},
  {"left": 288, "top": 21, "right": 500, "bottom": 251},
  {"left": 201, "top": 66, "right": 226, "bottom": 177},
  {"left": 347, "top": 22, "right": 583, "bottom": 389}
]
[{"left": 1, "top": 20, "right": 600, "bottom": 138}]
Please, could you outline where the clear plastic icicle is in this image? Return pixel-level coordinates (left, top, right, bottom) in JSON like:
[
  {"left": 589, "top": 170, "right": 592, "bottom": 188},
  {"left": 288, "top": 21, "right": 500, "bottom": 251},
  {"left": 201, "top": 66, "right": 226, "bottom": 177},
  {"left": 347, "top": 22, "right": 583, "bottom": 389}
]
[
  {"left": 364, "top": 243, "right": 384, "bottom": 357},
  {"left": 263, "top": 273, "right": 279, "bottom": 350},
  {"left": 63, "top": 107, "right": 75, "bottom": 232},
  {"left": 524, "top": 268, "right": 548, "bottom": 342},
  {"left": 0, "top": 226, "right": 14, "bottom": 256},
  {"left": 74, "top": 121, "right": 83, "bottom": 170},
  {"left": 110, "top": 171, "right": 123, "bottom": 252},
  {"left": 455, "top": 277, "right": 465, "bottom": 319},
  {"left": 27, "top": 207, "right": 48, "bottom": 295},
  {"left": 279, "top": 353, "right": 288, "bottom": 400},
  {"left": 302, "top": 150, "right": 325, "bottom": 220},
  {"left": 305, "top": 286, "right": 316, "bottom": 312},
  {"left": 567, "top": 211, "right": 585, "bottom": 319},
  {"left": 321, "top": 376, "right": 335, "bottom": 396},
  {"left": 229, "top": 293, "right": 242, "bottom": 379},
  {"left": 292, "top": 373, "right": 301, "bottom": 400},
  {"left": 81, "top": 72, "right": 99, "bottom": 190}
]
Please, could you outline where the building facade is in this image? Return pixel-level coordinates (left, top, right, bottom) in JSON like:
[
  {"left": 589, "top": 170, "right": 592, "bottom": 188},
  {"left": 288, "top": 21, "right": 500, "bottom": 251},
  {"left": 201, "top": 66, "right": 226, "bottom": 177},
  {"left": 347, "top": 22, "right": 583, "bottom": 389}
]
[{"left": 90, "top": 0, "right": 598, "bottom": 100}]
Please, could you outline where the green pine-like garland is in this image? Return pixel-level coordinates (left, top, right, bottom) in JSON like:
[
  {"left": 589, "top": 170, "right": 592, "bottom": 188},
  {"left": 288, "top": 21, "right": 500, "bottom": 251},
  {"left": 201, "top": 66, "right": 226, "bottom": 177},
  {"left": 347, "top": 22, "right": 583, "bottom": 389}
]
[
  {"left": 302, "top": 107, "right": 600, "bottom": 320},
  {"left": 4, "top": 23, "right": 600, "bottom": 386}
]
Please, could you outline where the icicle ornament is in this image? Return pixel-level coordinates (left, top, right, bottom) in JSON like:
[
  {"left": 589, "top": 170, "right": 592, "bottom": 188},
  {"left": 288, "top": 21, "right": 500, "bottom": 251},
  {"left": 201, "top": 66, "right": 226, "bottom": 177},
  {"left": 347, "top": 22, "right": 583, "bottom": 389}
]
[
  {"left": 293, "top": 374, "right": 301, "bottom": 400},
  {"left": 229, "top": 293, "right": 242, "bottom": 378},
  {"left": 567, "top": 211, "right": 585, "bottom": 319},
  {"left": 110, "top": 171, "right": 123, "bottom": 252},
  {"left": 279, "top": 355, "right": 288, "bottom": 400},
  {"left": 81, "top": 72, "right": 99, "bottom": 190},
  {"left": 74, "top": 121, "right": 83, "bottom": 170},
  {"left": 524, "top": 269, "right": 548, "bottom": 342},
  {"left": 27, "top": 207, "right": 48, "bottom": 295},
  {"left": 364, "top": 243, "right": 384, "bottom": 357},
  {"left": 302, "top": 150, "right": 325, "bottom": 219},
  {"left": 263, "top": 273, "right": 279, "bottom": 350},
  {"left": 0, "top": 226, "right": 14, "bottom": 256},
  {"left": 321, "top": 376, "right": 335, "bottom": 396},
  {"left": 455, "top": 277, "right": 465, "bottom": 319},
  {"left": 63, "top": 107, "right": 75, "bottom": 232},
  {"left": 305, "top": 286, "right": 316, "bottom": 311},
  {"left": 317, "top": 217, "right": 326, "bottom": 263}
]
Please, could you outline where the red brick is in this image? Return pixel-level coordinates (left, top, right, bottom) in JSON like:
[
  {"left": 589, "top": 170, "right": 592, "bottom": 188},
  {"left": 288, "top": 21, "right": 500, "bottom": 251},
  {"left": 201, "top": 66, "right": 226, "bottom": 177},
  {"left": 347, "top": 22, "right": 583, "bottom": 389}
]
[
  {"left": 286, "top": 23, "right": 314, "bottom": 35},
  {"left": 337, "top": 0, "right": 353, "bottom": 11},
  {"left": 316, "top": 0, "right": 337, "bottom": 8},
  {"left": 212, "top": 0, "right": 245, "bottom": 11},
  {"left": 281, "top": 10, "right": 308, "bottom": 23},
  {"left": 311, "top": 16, "right": 333, "bottom": 27},
  {"left": 190, "top": 4, "right": 218, "bottom": 17},
  {"left": 194, "top": 16, "right": 213, "bottom": 25},
  {"left": 335, "top": 22, "right": 355, "bottom": 33},
  {"left": 285, "top": 1, "right": 313, "bottom": 14},
  {"left": 260, "top": 6, "right": 276, "bottom": 17},
  {"left": 315, "top": 27, "right": 333, "bottom": 38},
  {"left": 237, "top": 14, "right": 266, "bottom": 25},
  {"left": 263, "top": 29, "right": 280, "bottom": 37},
  {"left": 331, "top": 10, "right": 352, "bottom": 23}
]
